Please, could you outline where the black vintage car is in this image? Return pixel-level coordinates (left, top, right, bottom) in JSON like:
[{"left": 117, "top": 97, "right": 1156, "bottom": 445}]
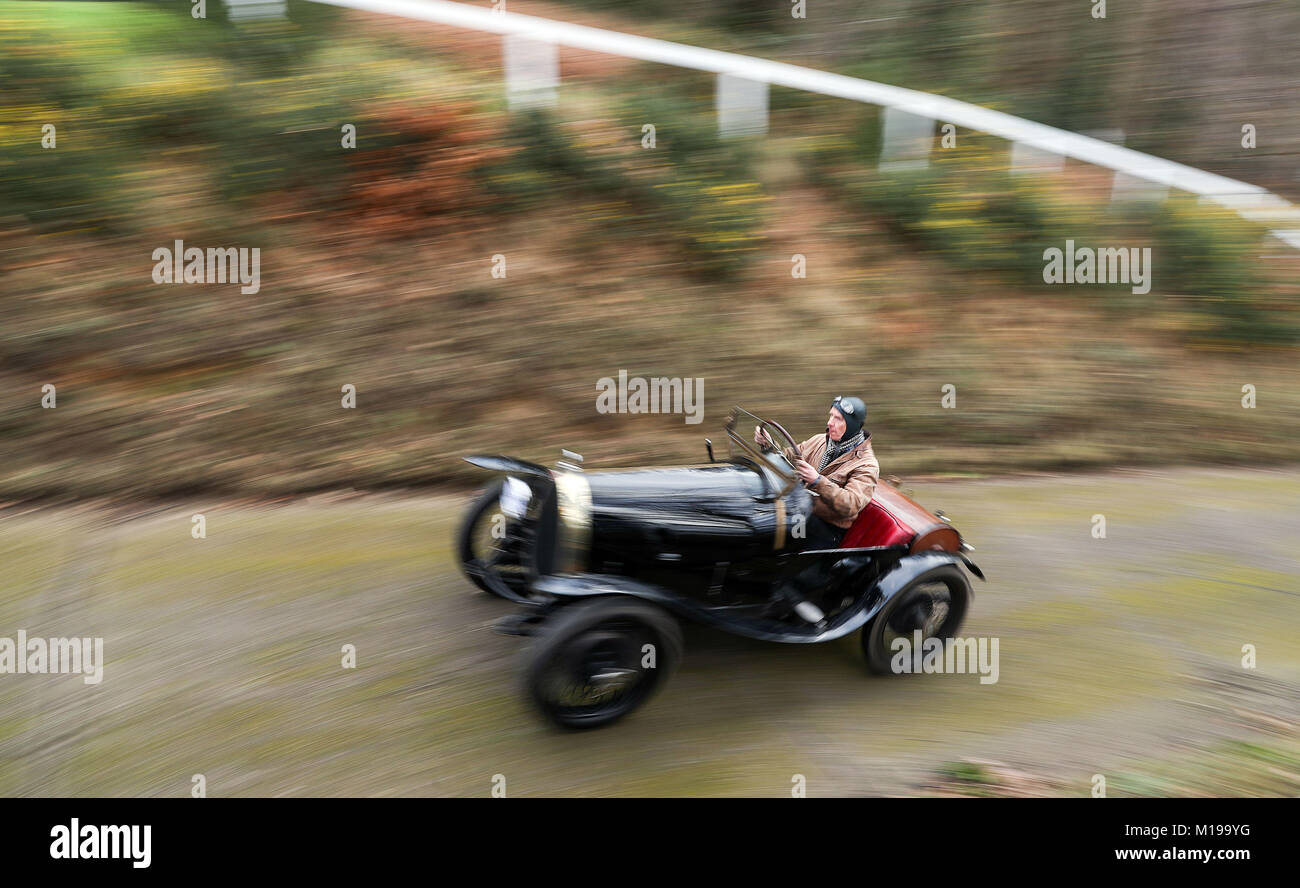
[{"left": 458, "top": 407, "right": 984, "bottom": 728}]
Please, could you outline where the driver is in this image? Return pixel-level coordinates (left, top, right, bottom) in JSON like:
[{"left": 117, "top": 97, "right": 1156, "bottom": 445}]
[{"left": 756, "top": 395, "right": 879, "bottom": 548}]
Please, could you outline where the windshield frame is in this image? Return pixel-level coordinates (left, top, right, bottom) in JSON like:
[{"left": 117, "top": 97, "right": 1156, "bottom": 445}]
[{"left": 725, "top": 407, "right": 800, "bottom": 497}]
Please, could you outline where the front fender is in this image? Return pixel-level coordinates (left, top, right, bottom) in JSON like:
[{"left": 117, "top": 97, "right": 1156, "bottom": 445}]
[{"left": 463, "top": 455, "right": 552, "bottom": 479}]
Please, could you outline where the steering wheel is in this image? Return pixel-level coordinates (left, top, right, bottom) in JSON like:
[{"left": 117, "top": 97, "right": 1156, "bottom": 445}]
[{"left": 754, "top": 419, "right": 819, "bottom": 497}]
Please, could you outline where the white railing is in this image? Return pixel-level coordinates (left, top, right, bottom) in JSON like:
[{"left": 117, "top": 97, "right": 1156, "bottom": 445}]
[{"left": 306, "top": 0, "right": 1300, "bottom": 249}]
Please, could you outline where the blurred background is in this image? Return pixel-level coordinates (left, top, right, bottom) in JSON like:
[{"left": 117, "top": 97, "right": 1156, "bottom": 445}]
[
  {"left": 2, "top": 0, "right": 1299, "bottom": 495},
  {"left": 0, "top": 0, "right": 1297, "bottom": 797}
]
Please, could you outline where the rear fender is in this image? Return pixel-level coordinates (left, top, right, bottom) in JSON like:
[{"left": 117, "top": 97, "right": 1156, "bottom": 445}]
[
  {"left": 957, "top": 552, "right": 985, "bottom": 581},
  {"left": 861, "top": 550, "right": 982, "bottom": 624}
]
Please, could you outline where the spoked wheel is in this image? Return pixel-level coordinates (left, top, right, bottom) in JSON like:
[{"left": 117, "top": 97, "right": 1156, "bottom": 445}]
[
  {"left": 524, "top": 598, "right": 683, "bottom": 729},
  {"left": 457, "top": 479, "right": 532, "bottom": 597},
  {"left": 861, "top": 564, "right": 970, "bottom": 675}
]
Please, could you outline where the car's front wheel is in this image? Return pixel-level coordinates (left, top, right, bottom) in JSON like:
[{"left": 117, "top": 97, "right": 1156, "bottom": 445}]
[
  {"left": 523, "top": 597, "right": 683, "bottom": 729},
  {"left": 457, "top": 479, "right": 531, "bottom": 598},
  {"left": 861, "top": 564, "right": 970, "bottom": 675}
]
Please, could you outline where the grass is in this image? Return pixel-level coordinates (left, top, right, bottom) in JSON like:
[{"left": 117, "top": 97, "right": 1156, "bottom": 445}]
[
  {"left": 935, "top": 740, "right": 1300, "bottom": 797},
  {"left": 1, "top": 467, "right": 1296, "bottom": 796}
]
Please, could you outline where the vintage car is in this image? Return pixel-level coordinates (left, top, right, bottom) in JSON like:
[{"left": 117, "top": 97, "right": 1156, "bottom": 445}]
[{"left": 458, "top": 407, "right": 984, "bottom": 729}]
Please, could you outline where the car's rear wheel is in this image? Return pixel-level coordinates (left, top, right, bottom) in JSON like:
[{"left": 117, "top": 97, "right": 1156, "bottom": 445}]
[
  {"left": 861, "top": 564, "right": 970, "bottom": 675},
  {"left": 524, "top": 598, "right": 683, "bottom": 729},
  {"left": 457, "top": 480, "right": 531, "bottom": 597}
]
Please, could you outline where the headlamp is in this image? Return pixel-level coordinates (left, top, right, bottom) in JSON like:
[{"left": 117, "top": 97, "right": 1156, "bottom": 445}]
[{"left": 499, "top": 476, "right": 532, "bottom": 519}]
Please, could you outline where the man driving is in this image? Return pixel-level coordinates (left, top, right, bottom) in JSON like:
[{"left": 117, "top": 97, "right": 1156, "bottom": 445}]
[{"left": 756, "top": 395, "right": 879, "bottom": 549}]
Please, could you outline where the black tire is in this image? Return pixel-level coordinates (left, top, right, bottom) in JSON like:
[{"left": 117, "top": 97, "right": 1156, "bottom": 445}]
[
  {"left": 861, "top": 564, "right": 970, "bottom": 675},
  {"left": 523, "top": 597, "right": 683, "bottom": 730},
  {"left": 457, "top": 480, "right": 530, "bottom": 597}
]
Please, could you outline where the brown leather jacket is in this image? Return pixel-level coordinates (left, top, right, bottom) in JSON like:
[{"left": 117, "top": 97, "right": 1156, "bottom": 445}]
[{"left": 796, "top": 433, "right": 880, "bottom": 529}]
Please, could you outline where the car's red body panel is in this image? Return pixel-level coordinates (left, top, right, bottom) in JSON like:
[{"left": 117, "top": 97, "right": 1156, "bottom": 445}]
[{"left": 841, "top": 483, "right": 961, "bottom": 553}]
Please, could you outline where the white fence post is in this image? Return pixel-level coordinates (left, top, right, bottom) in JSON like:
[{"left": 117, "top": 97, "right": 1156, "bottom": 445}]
[
  {"left": 878, "top": 107, "right": 934, "bottom": 170},
  {"left": 1112, "top": 171, "right": 1169, "bottom": 204},
  {"left": 716, "top": 73, "right": 768, "bottom": 138},
  {"left": 1009, "top": 141, "right": 1066, "bottom": 174},
  {"left": 504, "top": 34, "right": 558, "bottom": 110},
  {"left": 224, "top": 0, "right": 288, "bottom": 20}
]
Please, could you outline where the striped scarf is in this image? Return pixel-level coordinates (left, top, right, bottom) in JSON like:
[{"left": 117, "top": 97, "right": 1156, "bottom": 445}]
[{"left": 819, "top": 430, "right": 864, "bottom": 472}]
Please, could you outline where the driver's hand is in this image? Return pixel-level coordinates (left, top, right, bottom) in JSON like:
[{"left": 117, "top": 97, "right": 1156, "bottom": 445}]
[
  {"left": 753, "top": 426, "right": 773, "bottom": 449},
  {"left": 794, "top": 459, "right": 820, "bottom": 485}
]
